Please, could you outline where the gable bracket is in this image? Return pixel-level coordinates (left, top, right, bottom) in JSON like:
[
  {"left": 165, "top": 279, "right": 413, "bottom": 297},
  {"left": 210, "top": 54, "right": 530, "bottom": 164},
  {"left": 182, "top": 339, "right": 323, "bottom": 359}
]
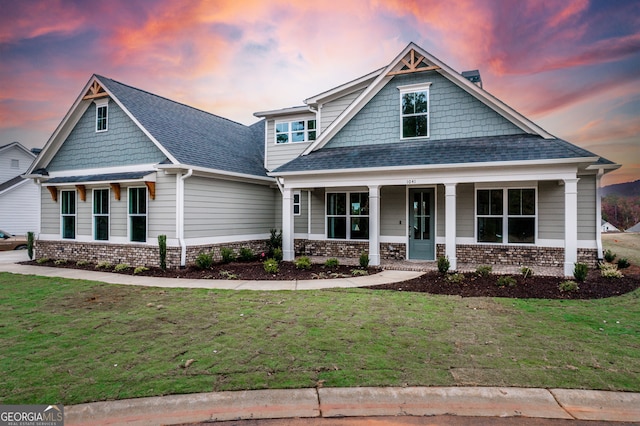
[
  {"left": 388, "top": 49, "right": 440, "bottom": 76},
  {"left": 75, "top": 185, "right": 86, "bottom": 202},
  {"left": 110, "top": 183, "right": 121, "bottom": 201},
  {"left": 145, "top": 181, "right": 156, "bottom": 200},
  {"left": 83, "top": 81, "right": 108, "bottom": 100},
  {"left": 47, "top": 186, "right": 58, "bottom": 202}
]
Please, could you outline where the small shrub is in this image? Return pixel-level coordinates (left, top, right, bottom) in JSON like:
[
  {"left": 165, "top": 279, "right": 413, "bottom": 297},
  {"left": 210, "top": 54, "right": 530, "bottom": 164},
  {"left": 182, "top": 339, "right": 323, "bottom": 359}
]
[
  {"left": 195, "top": 252, "right": 214, "bottom": 269},
  {"left": 27, "top": 231, "right": 34, "bottom": 260},
  {"left": 351, "top": 269, "right": 368, "bottom": 276},
  {"left": 521, "top": 266, "right": 534, "bottom": 279},
  {"left": 573, "top": 263, "right": 588, "bottom": 282},
  {"left": 437, "top": 256, "right": 450, "bottom": 274},
  {"left": 559, "top": 280, "right": 579, "bottom": 292},
  {"left": 446, "top": 273, "right": 465, "bottom": 284},
  {"left": 114, "top": 263, "right": 130, "bottom": 272},
  {"left": 325, "top": 258, "right": 340, "bottom": 268},
  {"left": 76, "top": 260, "right": 90, "bottom": 267},
  {"left": 272, "top": 248, "right": 283, "bottom": 262},
  {"left": 267, "top": 229, "right": 282, "bottom": 257},
  {"left": 158, "top": 234, "right": 167, "bottom": 271},
  {"left": 601, "top": 263, "right": 623, "bottom": 279},
  {"left": 54, "top": 259, "right": 67, "bottom": 265},
  {"left": 36, "top": 258, "right": 50, "bottom": 264},
  {"left": 239, "top": 247, "right": 255, "bottom": 262},
  {"left": 295, "top": 256, "right": 312, "bottom": 270},
  {"left": 134, "top": 266, "right": 149, "bottom": 275},
  {"left": 604, "top": 249, "right": 616, "bottom": 263},
  {"left": 359, "top": 251, "right": 370, "bottom": 268},
  {"left": 219, "top": 270, "right": 238, "bottom": 280},
  {"left": 476, "top": 265, "right": 492, "bottom": 277},
  {"left": 96, "top": 261, "right": 112, "bottom": 269},
  {"left": 617, "top": 258, "right": 630, "bottom": 269},
  {"left": 263, "top": 258, "right": 279, "bottom": 274},
  {"left": 496, "top": 275, "right": 517, "bottom": 287},
  {"left": 220, "top": 247, "right": 236, "bottom": 264}
]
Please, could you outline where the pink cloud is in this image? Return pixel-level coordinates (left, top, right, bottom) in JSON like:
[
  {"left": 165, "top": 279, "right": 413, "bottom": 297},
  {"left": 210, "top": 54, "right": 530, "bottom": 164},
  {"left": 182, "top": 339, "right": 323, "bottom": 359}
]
[{"left": 0, "top": 0, "right": 87, "bottom": 43}]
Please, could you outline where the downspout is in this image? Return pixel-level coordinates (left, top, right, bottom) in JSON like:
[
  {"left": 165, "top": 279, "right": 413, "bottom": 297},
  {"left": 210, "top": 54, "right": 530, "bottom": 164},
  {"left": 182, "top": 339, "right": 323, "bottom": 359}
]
[
  {"left": 177, "top": 169, "right": 193, "bottom": 267},
  {"left": 595, "top": 168, "right": 604, "bottom": 261}
]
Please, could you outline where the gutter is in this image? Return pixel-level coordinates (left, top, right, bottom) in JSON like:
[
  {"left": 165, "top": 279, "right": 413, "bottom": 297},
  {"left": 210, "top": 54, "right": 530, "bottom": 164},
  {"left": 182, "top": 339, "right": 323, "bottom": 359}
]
[
  {"left": 595, "top": 168, "right": 604, "bottom": 261},
  {"left": 178, "top": 169, "right": 193, "bottom": 267}
]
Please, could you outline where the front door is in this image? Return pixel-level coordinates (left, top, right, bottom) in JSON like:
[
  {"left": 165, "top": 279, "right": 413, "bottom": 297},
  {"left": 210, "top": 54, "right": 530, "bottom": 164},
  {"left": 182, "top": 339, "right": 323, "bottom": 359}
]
[{"left": 409, "top": 188, "right": 435, "bottom": 260}]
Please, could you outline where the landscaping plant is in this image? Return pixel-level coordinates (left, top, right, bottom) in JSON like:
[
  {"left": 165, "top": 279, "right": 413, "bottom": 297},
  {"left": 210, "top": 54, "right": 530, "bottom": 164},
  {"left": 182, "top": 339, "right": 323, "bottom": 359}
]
[
  {"left": 158, "top": 234, "right": 167, "bottom": 270},
  {"left": 295, "top": 256, "right": 312, "bottom": 270},
  {"left": 325, "top": 258, "right": 340, "bottom": 268},
  {"left": 263, "top": 258, "right": 279, "bottom": 274},
  {"left": 220, "top": 247, "right": 236, "bottom": 264},
  {"left": 604, "top": 249, "right": 616, "bottom": 263},
  {"left": 239, "top": 247, "right": 255, "bottom": 262},
  {"left": 437, "top": 256, "right": 450, "bottom": 274},
  {"left": 618, "top": 258, "right": 630, "bottom": 269},
  {"left": 573, "top": 263, "right": 588, "bottom": 282},
  {"left": 359, "top": 251, "right": 369, "bottom": 268},
  {"left": 26, "top": 231, "right": 34, "bottom": 260},
  {"left": 195, "top": 252, "right": 214, "bottom": 269},
  {"left": 476, "top": 265, "right": 492, "bottom": 277}
]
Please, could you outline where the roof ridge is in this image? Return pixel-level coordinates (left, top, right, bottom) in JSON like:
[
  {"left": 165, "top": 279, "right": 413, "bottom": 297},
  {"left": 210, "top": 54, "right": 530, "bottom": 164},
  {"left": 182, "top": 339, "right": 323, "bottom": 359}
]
[{"left": 95, "top": 75, "right": 250, "bottom": 129}]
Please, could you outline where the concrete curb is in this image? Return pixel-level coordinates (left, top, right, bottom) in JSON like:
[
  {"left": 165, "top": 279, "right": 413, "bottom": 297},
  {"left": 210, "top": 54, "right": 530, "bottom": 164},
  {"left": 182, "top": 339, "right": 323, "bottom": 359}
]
[{"left": 64, "top": 387, "right": 640, "bottom": 425}]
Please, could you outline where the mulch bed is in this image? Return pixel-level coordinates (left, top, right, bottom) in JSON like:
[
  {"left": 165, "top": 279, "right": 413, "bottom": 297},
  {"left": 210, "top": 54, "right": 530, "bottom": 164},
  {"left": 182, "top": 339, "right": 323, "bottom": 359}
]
[
  {"left": 363, "top": 266, "right": 640, "bottom": 300},
  {"left": 21, "top": 260, "right": 639, "bottom": 300}
]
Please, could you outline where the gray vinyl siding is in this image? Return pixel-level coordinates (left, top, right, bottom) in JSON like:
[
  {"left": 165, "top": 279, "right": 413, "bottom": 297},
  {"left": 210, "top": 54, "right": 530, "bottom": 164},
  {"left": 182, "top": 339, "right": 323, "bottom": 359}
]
[
  {"left": 109, "top": 188, "right": 128, "bottom": 239},
  {"left": 77, "top": 192, "right": 91, "bottom": 237},
  {"left": 0, "top": 146, "right": 34, "bottom": 182},
  {"left": 538, "top": 181, "right": 564, "bottom": 240},
  {"left": 320, "top": 89, "right": 364, "bottom": 132},
  {"left": 41, "top": 188, "right": 59, "bottom": 234},
  {"left": 577, "top": 175, "right": 596, "bottom": 240},
  {"left": 47, "top": 100, "right": 167, "bottom": 172},
  {"left": 148, "top": 172, "right": 177, "bottom": 239},
  {"left": 293, "top": 191, "right": 308, "bottom": 234},
  {"left": 380, "top": 186, "right": 405, "bottom": 237},
  {"left": 310, "top": 188, "right": 325, "bottom": 235},
  {"left": 183, "top": 176, "right": 277, "bottom": 238},
  {"left": 325, "top": 71, "right": 524, "bottom": 149},
  {"left": 456, "top": 183, "right": 475, "bottom": 238},
  {"left": 274, "top": 192, "right": 282, "bottom": 230},
  {"left": 436, "top": 185, "right": 445, "bottom": 237},
  {"left": 265, "top": 115, "right": 315, "bottom": 171}
]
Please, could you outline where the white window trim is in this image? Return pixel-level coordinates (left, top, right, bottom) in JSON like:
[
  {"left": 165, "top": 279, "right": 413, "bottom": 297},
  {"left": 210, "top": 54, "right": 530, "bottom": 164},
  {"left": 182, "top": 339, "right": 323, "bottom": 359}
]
[
  {"left": 95, "top": 99, "right": 108, "bottom": 133},
  {"left": 128, "top": 186, "right": 148, "bottom": 243},
  {"left": 60, "top": 189, "right": 76, "bottom": 240},
  {"left": 274, "top": 117, "right": 317, "bottom": 144},
  {"left": 92, "top": 188, "right": 110, "bottom": 241},
  {"left": 398, "top": 82, "right": 431, "bottom": 140},
  {"left": 325, "top": 191, "right": 369, "bottom": 241},
  {"left": 474, "top": 185, "right": 538, "bottom": 245},
  {"left": 293, "top": 191, "right": 301, "bottom": 216}
]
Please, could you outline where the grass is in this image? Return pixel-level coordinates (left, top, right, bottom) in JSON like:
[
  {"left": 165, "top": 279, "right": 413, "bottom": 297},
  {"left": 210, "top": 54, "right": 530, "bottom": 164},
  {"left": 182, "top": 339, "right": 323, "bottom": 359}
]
[
  {"left": 1, "top": 272, "right": 639, "bottom": 405},
  {"left": 603, "top": 232, "right": 640, "bottom": 265}
]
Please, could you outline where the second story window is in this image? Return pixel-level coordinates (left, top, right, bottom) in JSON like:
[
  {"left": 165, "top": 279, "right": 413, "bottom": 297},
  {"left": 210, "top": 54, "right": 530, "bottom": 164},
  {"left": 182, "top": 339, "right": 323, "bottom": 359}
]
[
  {"left": 96, "top": 101, "right": 108, "bottom": 132},
  {"left": 275, "top": 119, "right": 316, "bottom": 144},
  {"left": 399, "top": 83, "right": 431, "bottom": 139}
]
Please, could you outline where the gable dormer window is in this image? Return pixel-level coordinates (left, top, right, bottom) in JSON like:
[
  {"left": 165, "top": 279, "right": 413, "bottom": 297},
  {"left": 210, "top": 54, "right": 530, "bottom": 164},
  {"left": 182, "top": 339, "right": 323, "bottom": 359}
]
[
  {"left": 275, "top": 119, "right": 316, "bottom": 144},
  {"left": 399, "top": 83, "right": 431, "bottom": 139},
  {"left": 95, "top": 99, "right": 108, "bottom": 132}
]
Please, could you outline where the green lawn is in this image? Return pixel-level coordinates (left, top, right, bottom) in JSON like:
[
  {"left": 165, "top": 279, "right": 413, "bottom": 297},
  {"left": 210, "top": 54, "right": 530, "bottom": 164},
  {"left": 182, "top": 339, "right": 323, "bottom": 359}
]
[
  {"left": 603, "top": 232, "right": 640, "bottom": 265},
  {"left": 1, "top": 272, "right": 639, "bottom": 405}
]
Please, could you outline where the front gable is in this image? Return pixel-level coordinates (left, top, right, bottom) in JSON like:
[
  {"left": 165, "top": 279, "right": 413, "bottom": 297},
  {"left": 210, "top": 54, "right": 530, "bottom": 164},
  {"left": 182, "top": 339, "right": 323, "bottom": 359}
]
[
  {"left": 324, "top": 70, "right": 525, "bottom": 149},
  {"left": 47, "top": 99, "right": 167, "bottom": 172}
]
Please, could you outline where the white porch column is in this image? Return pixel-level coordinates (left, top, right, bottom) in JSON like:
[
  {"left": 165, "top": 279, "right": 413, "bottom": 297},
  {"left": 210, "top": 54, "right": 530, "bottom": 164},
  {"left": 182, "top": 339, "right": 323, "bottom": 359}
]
[
  {"left": 445, "top": 183, "right": 457, "bottom": 271},
  {"left": 282, "top": 187, "right": 295, "bottom": 261},
  {"left": 564, "top": 178, "right": 579, "bottom": 277},
  {"left": 368, "top": 185, "right": 380, "bottom": 266}
]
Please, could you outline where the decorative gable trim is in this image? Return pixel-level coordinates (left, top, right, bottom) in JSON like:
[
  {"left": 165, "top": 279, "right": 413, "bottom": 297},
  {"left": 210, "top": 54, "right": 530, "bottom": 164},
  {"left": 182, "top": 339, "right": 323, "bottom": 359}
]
[
  {"left": 82, "top": 81, "right": 108, "bottom": 100},
  {"left": 302, "top": 42, "right": 554, "bottom": 156}
]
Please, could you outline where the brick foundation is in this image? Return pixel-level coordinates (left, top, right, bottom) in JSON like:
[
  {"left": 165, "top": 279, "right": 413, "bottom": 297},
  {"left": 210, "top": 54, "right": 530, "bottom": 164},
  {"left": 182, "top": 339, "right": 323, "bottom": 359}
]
[{"left": 295, "top": 239, "right": 369, "bottom": 258}]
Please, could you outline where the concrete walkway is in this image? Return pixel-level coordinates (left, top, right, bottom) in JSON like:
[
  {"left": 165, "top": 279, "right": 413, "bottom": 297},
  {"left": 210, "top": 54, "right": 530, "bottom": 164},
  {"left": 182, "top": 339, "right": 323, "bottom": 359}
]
[{"left": 2, "top": 251, "right": 639, "bottom": 424}]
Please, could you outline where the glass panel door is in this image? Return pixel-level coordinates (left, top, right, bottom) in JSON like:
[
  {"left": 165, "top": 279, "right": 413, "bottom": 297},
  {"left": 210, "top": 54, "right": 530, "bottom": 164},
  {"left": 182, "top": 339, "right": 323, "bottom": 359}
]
[{"left": 408, "top": 188, "right": 434, "bottom": 260}]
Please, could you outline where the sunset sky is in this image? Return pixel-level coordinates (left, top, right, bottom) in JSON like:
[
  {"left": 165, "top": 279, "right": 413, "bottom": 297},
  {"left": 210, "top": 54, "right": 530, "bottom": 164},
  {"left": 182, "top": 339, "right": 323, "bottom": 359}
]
[{"left": 1, "top": 0, "right": 638, "bottom": 185}]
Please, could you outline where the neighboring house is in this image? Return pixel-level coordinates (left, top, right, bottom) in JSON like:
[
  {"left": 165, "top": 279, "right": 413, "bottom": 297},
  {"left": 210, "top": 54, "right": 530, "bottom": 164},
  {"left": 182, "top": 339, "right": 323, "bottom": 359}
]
[
  {"left": 601, "top": 220, "right": 620, "bottom": 233},
  {"left": 0, "top": 142, "right": 40, "bottom": 235},
  {"left": 26, "top": 42, "right": 619, "bottom": 275},
  {"left": 626, "top": 222, "right": 640, "bottom": 233}
]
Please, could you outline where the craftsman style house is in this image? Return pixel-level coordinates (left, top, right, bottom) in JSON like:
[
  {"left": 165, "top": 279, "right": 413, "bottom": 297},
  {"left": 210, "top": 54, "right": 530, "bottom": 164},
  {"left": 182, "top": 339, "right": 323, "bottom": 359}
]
[{"left": 27, "top": 43, "right": 619, "bottom": 275}]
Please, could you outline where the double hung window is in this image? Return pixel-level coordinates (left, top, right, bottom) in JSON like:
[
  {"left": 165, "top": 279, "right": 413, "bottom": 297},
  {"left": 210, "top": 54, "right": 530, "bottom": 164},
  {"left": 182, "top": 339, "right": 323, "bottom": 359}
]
[
  {"left": 129, "top": 187, "right": 147, "bottom": 242},
  {"left": 96, "top": 101, "right": 108, "bottom": 132},
  {"left": 276, "top": 119, "right": 316, "bottom": 143},
  {"left": 400, "top": 83, "right": 430, "bottom": 139},
  {"left": 327, "top": 192, "right": 369, "bottom": 240},
  {"left": 61, "top": 190, "right": 76, "bottom": 239},
  {"left": 93, "top": 189, "right": 109, "bottom": 241},
  {"left": 477, "top": 188, "right": 535, "bottom": 244}
]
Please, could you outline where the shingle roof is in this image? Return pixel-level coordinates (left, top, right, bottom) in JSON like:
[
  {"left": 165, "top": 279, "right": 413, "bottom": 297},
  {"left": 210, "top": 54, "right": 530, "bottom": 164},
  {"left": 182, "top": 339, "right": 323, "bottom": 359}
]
[
  {"left": 273, "top": 134, "right": 605, "bottom": 173},
  {"left": 97, "top": 76, "right": 267, "bottom": 178},
  {"left": 46, "top": 171, "right": 155, "bottom": 184},
  {"left": 0, "top": 175, "right": 25, "bottom": 192}
]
